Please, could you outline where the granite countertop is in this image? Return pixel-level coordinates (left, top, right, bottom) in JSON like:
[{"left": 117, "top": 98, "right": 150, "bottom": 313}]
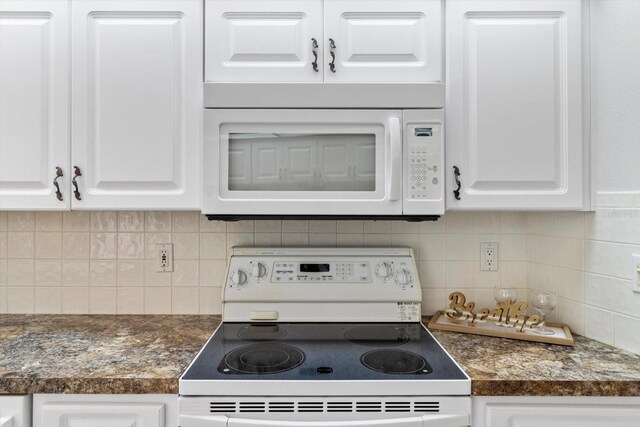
[
  {"left": 0, "top": 314, "right": 220, "bottom": 394},
  {"left": 1, "top": 315, "right": 640, "bottom": 396},
  {"left": 430, "top": 328, "right": 640, "bottom": 396}
]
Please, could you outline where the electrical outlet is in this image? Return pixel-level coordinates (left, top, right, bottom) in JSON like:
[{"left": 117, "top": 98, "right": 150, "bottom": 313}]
[
  {"left": 481, "top": 242, "right": 499, "bottom": 271},
  {"left": 632, "top": 254, "right": 640, "bottom": 293},
  {"left": 157, "top": 243, "right": 173, "bottom": 272}
]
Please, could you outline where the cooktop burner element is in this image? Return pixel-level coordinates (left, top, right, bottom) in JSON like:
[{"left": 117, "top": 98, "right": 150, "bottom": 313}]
[
  {"left": 345, "top": 324, "right": 411, "bottom": 347},
  {"left": 361, "top": 349, "right": 432, "bottom": 375},
  {"left": 218, "top": 343, "right": 305, "bottom": 375},
  {"left": 238, "top": 324, "right": 286, "bottom": 341}
]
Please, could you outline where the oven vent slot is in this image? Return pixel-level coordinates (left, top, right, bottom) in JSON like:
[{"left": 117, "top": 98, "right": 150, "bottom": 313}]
[
  {"left": 209, "top": 402, "right": 237, "bottom": 413},
  {"left": 356, "top": 402, "right": 382, "bottom": 412},
  {"left": 384, "top": 402, "right": 411, "bottom": 412},
  {"left": 327, "top": 402, "right": 354, "bottom": 412},
  {"left": 269, "top": 402, "right": 295, "bottom": 413},
  {"left": 414, "top": 401, "right": 440, "bottom": 413},
  {"left": 298, "top": 402, "right": 324, "bottom": 412},
  {"left": 209, "top": 400, "right": 441, "bottom": 414},
  {"left": 239, "top": 402, "right": 266, "bottom": 413}
]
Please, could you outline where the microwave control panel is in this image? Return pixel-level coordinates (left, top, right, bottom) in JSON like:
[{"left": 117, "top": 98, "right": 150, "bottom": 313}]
[{"left": 407, "top": 124, "right": 442, "bottom": 200}]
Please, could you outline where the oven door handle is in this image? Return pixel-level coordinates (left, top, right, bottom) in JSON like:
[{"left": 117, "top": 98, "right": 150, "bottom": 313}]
[
  {"left": 181, "top": 413, "right": 469, "bottom": 427},
  {"left": 388, "top": 116, "right": 402, "bottom": 202}
]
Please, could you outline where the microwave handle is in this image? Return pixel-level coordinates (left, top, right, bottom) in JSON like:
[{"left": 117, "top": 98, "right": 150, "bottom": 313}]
[{"left": 388, "top": 116, "right": 402, "bottom": 201}]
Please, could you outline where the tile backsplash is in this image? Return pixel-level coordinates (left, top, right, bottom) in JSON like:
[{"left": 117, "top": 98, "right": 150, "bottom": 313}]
[{"left": 0, "top": 193, "right": 639, "bottom": 354}]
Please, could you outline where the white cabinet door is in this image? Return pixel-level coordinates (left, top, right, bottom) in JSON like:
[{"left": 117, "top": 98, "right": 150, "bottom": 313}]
[
  {"left": 446, "top": 0, "right": 587, "bottom": 210},
  {"left": 206, "top": 0, "right": 323, "bottom": 82},
  {"left": 39, "top": 403, "right": 163, "bottom": 427},
  {"left": 0, "top": 396, "right": 31, "bottom": 427},
  {"left": 323, "top": 0, "right": 442, "bottom": 82},
  {"left": 0, "top": 0, "right": 70, "bottom": 210},
  {"left": 473, "top": 397, "right": 640, "bottom": 427},
  {"left": 34, "top": 394, "right": 177, "bottom": 427},
  {"left": 71, "top": 0, "right": 201, "bottom": 210}
]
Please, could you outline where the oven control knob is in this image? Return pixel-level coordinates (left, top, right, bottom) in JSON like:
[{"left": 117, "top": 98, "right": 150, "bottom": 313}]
[
  {"left": 250, "top": 262, "right": 268, "bottom": 279},
  {"left": 394, "top": 268, "right": 413, "bottom": 286},
  {"left": 230, "top": 269, "right": 248, "bottom": 286},
  {"left": 375, "top": 262, "right": 394, "bottom": 280}
]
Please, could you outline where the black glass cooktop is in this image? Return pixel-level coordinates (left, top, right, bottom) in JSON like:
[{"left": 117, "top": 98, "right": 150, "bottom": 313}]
[{"left": 182, "top": 323, "right": 467, "bottom": 381}]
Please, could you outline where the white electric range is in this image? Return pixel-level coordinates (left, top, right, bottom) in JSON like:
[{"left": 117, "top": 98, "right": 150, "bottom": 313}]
[{"left": 179, "top": 247, "right": 471, "bottom": 426}]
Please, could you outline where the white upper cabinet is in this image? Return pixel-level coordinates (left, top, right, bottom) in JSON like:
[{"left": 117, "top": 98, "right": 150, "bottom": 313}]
[
  {"left": 323, "top": 0, "right": 442, "bottom": 82},
  {"left": 205, "top": 0, "right": 441, "bottom": 83},
  {"left": 206, "top": 0, "right": 323, "bottom": 82},
  {"left": 446, "top": 0, "right": 587, "bottom": 210},
  {"left": 0, "top": 0, "right": 70, "bottom": 210},
  {"left": 71, "top": 0, "right": 202, "bottom": 210}
]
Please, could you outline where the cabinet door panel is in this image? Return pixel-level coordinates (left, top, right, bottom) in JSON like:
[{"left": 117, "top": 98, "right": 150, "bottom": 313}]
[
  {"left": 71, "top": 0, "right": 201, "bottom": 210},
  {"left": 40, "top": 402, "right": 163, "bottom": 427},
  {"left": 324, "top": 0, "right": 441, "bottom": 82},
  {"left": 0, "top": 0, "right": 70, "bottom": 210},
  {"left": 206, "top": 0, "right": 323, "bottom": 82},
  {"left": 482, "top": 402, "right": 640, "bottom": 427},
  {"left": 446, "top": 0, "right": 585, "bottom": 210}
]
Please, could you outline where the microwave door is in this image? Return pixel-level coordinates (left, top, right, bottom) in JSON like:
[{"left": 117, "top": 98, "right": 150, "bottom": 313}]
[{"left": 204, "top": 109, "right": 403, "bottom": 217}]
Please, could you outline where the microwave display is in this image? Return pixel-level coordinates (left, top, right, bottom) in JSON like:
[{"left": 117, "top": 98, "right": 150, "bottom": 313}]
[{"left": 228, "top": 133, "right": 376, "bottom": 192}]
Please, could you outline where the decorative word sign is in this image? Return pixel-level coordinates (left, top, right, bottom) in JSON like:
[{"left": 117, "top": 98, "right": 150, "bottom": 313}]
[
  {"left": 427, "top": 292, "right": 575, "bottom": 346},
  {"left": 445, "top": 292, "right": 542, "bottom": 332}
]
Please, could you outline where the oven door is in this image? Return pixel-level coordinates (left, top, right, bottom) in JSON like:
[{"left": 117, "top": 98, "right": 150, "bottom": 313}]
[
  {"left": 181, "top": 414, "right": 470, "bottom": 426},
  {"left": 203, "top": 109, "right": 402, "bottom": 217}
]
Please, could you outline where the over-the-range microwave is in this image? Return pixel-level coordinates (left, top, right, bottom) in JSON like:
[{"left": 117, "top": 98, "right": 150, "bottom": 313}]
[{"left": 203, "top": 109, "right": 444, "bottom": 221}]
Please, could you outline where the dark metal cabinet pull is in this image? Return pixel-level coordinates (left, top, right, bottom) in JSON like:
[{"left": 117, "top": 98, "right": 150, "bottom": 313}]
[
  {"left": 311, "top": 38, "right": 319, "bottom": 72},
  {"left": 453, "top": 166, "right": 462, "bottom": 200},
  {"left": 329, "top": 38, "right": 336, "bottom": 73},
  {"left": 72, "top": 166, "right": 82, "bottom": 201},
  {"left": 53, "top": 167, "right": 63, "bottom": 201}
]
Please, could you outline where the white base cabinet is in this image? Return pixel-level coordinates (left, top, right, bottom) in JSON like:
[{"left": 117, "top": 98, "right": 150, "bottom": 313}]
[
  {"left": 33, "top": 394, "right": 177, "bottom": 427},
  {"left": 473, "top": 396, "right": 640, "bottom": 427},
  {"left": 446, "top": 0, "right": 589, "bottom": 210},
  {"left": 0, "top": 396, "right": 32, "bottom": 427}
]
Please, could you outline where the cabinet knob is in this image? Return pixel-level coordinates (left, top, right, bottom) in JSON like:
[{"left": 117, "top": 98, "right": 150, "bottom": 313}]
[
  {"left": 72, "top": 166, "right": 82, "bottom": 201},
  {"left": 53, "top": 167, "right": 64, "bottom": 201}
]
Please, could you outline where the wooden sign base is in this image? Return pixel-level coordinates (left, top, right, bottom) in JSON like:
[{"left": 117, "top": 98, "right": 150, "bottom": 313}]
[{"left": 428, "top": 310, "right": 574, "bottom": 346}]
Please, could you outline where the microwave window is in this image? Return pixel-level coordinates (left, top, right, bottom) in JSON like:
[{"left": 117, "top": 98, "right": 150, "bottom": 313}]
[{"left": 228, "top": 133, "right": 376, "bottom": 192}]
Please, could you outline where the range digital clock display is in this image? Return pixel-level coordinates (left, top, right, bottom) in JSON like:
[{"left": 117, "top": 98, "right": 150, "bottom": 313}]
[{"left": 300, "top": 263, "right": 330, "bottom": 273}]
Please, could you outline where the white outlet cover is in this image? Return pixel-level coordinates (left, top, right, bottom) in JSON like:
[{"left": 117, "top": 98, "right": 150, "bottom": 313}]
[
  {"left": 632, "top": 254, "right": 640, "bottom": 293},
  {"left": 481, "top": 242, "right": 499, "bottom": 271},
  {"left": 157, "top": 243, "right": 174, "bottom": 273}
]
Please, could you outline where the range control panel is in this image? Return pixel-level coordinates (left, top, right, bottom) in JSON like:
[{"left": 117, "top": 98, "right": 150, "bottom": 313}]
[
  {"left": 222, "top": 248, "right": 422, "bottom": 322},
  {"left": 272, "top": 261, "right": 371, "bottom": 283},
  {"left": 225, "top": 250, "right": 419, "bottom": 291},
  {"left": 407, "top": 124, "right": 442, "bottom": 200}
]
